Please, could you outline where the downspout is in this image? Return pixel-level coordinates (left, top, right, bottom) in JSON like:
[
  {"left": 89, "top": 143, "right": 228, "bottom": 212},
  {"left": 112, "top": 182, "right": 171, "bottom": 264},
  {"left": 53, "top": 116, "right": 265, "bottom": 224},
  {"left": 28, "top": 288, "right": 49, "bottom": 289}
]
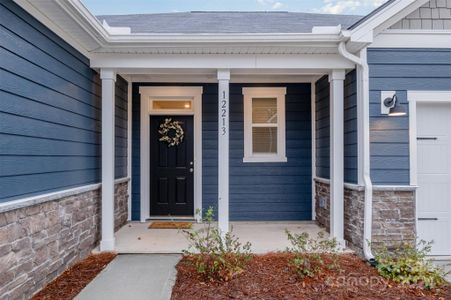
[{"left": 337, "top": 41, "right": 376, "bottom": 263}]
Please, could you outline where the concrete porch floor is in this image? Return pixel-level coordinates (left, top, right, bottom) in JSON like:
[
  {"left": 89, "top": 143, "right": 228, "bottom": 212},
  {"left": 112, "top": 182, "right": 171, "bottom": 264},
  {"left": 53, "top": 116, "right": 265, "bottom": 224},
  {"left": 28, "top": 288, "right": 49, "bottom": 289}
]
[{"left": 114, "top": 221, "right": 326, "bottom": 254}]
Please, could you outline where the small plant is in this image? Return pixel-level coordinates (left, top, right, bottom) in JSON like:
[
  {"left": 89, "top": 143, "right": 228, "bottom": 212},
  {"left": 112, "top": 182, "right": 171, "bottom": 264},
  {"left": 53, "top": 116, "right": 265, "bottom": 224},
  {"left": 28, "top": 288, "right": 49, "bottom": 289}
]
[
  {"left": 374, "top": 240, "right": 449, "bottom": 289},
  {"left": 286, "top": 230, "right": 339, "bottom": 279},
  {"left": 182, "top": 207, "right": 252, "bottom": 282}
]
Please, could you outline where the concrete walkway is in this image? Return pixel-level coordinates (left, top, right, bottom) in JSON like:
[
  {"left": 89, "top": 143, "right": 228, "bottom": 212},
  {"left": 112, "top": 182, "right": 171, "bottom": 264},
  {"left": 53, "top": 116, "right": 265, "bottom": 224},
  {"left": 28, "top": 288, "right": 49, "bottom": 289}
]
[
  {"left": 76, "top": 254, "right": 181, "bottom": 300},
  {"left": 115, "top": 221, "right": 325, "bottom": 254}
]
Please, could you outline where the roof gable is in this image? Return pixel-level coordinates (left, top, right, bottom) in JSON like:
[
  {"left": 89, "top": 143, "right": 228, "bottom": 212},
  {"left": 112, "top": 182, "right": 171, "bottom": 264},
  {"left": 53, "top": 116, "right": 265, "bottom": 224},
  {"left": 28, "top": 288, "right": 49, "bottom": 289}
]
[{"left": 390, "top": 0, "right": 451, "bottom": 29}]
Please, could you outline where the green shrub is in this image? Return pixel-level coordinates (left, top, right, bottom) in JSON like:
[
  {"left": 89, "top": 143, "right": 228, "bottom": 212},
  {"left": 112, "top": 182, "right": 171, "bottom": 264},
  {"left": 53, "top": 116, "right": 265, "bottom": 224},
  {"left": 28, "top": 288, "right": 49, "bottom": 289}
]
[
  {"left": 285, "top": 230, "right": 339, "bottom": 278},
  {"left": 182, "top": 207, "right": 252, "bottom": 282},
  {"left": 374, "top": 240, "right": 449, "bottom": 289}
]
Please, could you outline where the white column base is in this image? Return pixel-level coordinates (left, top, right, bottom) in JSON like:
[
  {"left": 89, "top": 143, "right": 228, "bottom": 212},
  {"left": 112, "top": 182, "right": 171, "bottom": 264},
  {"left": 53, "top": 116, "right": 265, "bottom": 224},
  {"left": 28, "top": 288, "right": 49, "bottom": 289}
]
[
  {"left": 100, "top": 239, "right": 115, "bottom": 251},
  {"left": 335, "top": 239, "right": 347, "bottom": 251}
]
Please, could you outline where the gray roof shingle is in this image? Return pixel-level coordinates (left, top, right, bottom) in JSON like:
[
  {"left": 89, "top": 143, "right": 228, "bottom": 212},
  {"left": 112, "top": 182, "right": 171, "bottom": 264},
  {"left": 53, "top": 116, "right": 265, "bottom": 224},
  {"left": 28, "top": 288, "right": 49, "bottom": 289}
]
[{"left": 97, "top": 11, "right": 363, "bottom": 34}]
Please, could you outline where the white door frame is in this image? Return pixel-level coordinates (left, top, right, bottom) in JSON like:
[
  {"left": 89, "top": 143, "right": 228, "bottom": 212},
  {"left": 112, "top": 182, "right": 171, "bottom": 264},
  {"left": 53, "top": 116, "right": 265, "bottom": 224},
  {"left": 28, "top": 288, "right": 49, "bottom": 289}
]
[
  {"left": 408, "top": 90, "right": 451, "bottom": 252},
  {"left": 408, "top": 91, "right": 451, "bottom": 186},
  {"left": 139, "top": 86, "right": 203, "bottom": 222}
]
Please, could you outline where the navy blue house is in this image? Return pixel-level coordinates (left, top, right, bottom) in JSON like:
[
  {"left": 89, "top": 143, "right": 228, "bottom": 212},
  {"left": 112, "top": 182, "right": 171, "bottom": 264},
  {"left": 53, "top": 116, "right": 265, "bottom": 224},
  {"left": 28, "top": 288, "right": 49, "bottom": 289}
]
[{"left": 1, "top": 0, "right": 451, "bottom": 298}]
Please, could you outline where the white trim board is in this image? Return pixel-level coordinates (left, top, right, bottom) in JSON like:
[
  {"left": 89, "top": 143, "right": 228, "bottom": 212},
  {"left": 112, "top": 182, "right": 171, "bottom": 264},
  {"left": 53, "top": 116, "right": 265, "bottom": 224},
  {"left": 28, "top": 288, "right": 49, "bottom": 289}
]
[
  {"left": 139, "top": 86, "right": 203, "bottom": 222},
  {"left": 0, "top": 178, "right": 130, "bottom": 214},
  {"left": 127, "top": 80, "right": 132, "bottom": 221},
  {"left": 371, "top": 30, "right": 451, "bottom": 49},
  {"left": 91, "top": 54, "right": 355, "bottom": 70},
  {"left": 311, "top": 81, "right": 316, "bottom": 221},
  {"left": 126, "top": 74, "right": 319, "bottom": 84}
]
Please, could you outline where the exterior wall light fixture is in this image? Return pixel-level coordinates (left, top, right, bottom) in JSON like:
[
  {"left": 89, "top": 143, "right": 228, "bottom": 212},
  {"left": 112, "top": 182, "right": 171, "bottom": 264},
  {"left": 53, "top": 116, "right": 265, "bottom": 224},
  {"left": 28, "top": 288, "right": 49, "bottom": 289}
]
[{"left": 381, "top": 91, "right": 407, "bottom": 116}]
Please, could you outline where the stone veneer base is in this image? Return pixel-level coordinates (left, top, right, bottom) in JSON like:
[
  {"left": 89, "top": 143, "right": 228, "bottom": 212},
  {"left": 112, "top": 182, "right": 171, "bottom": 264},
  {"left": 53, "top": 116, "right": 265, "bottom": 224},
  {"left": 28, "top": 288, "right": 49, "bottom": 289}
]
[
  {"left": 314, "top": 179, "right": 416, "bottom": 257},
  {"left": 0, "top": 180, "right": 129, "bottom": 300}
]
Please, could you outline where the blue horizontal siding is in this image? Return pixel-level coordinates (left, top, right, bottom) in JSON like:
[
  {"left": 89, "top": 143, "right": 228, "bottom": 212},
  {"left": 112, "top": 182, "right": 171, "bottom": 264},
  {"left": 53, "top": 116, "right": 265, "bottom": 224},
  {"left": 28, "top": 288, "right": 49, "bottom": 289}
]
[
  {"left": 0, "top": 0, "right": 128, "bottom": 202},
  {"left": 344, "top": 70, "right": 358, "bottom": 184},
  {"left": 131, "top": 83, "right": 312, "bottom": 221},
  {"left": 203, "top": 83, "right": 312, "bottom": 221},
  {"left": 315, "top": 72, "right": 357, "bottom": 184},
  {"left": 367, "top": 48, "right": 451, "bottom": 185},
  {"left": 115, "top": 75, "right": 128, "bottom": 179},
  {"left": 315, "top": 76, "right": 330, "bottom": 179}
]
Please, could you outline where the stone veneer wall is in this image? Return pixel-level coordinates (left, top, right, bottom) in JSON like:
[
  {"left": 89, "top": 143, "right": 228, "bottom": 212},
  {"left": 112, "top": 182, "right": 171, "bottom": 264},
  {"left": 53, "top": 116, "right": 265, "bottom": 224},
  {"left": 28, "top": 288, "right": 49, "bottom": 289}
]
[
  {"left": 372, "top": 190, "right": 416, "bottom": 249},
  {"left": 0, "top": 180, "right": 129, "bottom": 300},
  {"left": 314, "top": 179, "right": 416, "bottom": 256},
  {"left": 114, "top": 182, "right": 129, "bottom": 232},
  {"left": 315, "top": 180, "right": 331, "bottom": 232}
]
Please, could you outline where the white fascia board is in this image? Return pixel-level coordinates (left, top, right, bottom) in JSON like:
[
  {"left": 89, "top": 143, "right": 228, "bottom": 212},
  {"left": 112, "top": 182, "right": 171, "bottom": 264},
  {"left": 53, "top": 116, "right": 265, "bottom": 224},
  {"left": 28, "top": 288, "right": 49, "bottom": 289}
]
[
  {"left": 57, "top": 0, "right": 109, "bottom": 45},
  {"left": 90, "top": 53, "right": 355, "bottom": 70},
  {"left": 371, "top": 30, "right": 451, "bottom": 49},
  {"left": 349, "top": 0, "right": 428, "bottom": 44},
  {"left": 105, "top": 33, "right": 344, "bottom": 44}
]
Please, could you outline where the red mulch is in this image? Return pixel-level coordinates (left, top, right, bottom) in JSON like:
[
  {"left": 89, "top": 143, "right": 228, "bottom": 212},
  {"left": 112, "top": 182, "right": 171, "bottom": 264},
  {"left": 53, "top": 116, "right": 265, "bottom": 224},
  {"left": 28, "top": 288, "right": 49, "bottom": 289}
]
[
  {"left": 171, "top": 253, "right": 451, "bottom": 300},
  {"left": 31, "top": 252, "right": 117, "bottom": 300}
]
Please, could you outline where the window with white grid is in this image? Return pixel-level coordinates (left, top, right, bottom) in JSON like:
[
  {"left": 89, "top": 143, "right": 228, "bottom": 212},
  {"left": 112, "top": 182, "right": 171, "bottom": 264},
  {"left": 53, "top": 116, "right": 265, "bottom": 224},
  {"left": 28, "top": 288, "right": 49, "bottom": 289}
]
[{"left": 242, "top": 87, "right": 287, "bottom": 163}]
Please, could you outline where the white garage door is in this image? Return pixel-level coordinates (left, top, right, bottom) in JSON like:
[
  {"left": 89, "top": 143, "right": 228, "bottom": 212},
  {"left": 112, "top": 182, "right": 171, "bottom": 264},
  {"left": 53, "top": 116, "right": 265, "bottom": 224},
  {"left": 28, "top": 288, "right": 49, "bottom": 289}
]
[{"left": 417, "top": 103, "right": 451, "bottom": 256}]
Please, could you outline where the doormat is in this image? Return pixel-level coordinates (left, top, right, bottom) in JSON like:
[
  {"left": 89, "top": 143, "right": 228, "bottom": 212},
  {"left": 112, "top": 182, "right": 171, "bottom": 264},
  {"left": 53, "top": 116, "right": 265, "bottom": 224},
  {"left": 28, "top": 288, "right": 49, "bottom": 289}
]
[{"left": 148, "top": 221, "right": 193, "bottom": 229}]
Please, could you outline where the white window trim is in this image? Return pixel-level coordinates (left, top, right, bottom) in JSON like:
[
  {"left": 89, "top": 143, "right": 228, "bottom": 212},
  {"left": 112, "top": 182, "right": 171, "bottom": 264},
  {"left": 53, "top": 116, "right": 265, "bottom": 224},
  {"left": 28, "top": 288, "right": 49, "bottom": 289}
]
[
  {"left": 242, "top": 87, "right": 287, "bottom": 163},
  {"left": 139, "top": 86, "right": 203, "bottom": 222}
]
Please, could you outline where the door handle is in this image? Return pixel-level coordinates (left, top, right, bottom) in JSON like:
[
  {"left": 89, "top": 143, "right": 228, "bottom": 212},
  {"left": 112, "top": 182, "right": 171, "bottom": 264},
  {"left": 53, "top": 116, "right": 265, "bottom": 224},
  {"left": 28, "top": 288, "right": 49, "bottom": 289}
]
[
  {"left": 189, "top": 168, "right": 194, "bottom": 173},
  {"left": 417, "top": 137, "right": 438, "bottom": 140},
  {"left": 418, "top": 217, "right": 438, "bottom": 221}
]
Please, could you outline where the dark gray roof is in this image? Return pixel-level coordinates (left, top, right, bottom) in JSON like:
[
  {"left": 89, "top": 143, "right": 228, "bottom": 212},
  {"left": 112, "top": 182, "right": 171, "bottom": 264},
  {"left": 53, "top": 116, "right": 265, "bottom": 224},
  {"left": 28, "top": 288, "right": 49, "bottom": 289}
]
[
  {"left": 348, "top": 0, "right": 394, "bottom": 29},
  {"left": 97, "top": 11, "right": 363, "bottom": 34}
]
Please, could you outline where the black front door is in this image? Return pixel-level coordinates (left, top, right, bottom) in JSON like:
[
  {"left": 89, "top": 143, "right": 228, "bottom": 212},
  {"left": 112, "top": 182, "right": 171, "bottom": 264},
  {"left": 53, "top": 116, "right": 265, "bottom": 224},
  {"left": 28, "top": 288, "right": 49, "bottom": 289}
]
[{"left": 150, "top": 116, "right": 194, "bottom": 216}]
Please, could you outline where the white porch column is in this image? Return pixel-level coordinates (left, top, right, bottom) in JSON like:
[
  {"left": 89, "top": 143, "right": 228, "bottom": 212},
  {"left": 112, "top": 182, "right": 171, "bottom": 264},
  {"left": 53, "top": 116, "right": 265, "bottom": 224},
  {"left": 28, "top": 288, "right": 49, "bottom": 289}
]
[
  {"left": 100, "top": 68, "right": 116, "bottom": 251},
  {"left": 217, "top": 69, "right": 230, "bottom": 234},
  {"left": 329, "top": 69, "right": 345, "bottom": 246}
]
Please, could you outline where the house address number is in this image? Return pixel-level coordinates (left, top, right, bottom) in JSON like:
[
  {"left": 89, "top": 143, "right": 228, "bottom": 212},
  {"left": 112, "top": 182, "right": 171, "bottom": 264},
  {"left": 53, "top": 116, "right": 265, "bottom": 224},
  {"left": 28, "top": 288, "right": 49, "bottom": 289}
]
[{"left": 221, "top": 90, "right": 227, "bottom": 136}]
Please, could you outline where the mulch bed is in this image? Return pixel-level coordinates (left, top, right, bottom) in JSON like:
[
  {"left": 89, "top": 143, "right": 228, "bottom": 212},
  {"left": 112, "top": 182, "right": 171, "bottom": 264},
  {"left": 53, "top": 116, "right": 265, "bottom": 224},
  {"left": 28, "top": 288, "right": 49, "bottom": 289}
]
[
  {"left": 171, "top": 253, "right": 451, "bottom": 300},
  {"left": 32, "top": 252, "right": 117, "bottom": 300}
]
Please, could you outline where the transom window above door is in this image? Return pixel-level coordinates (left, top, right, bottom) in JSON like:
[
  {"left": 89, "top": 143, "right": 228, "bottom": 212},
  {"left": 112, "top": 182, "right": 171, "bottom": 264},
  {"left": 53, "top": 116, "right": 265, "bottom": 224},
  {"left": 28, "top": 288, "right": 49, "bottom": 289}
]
[
  {"left": 153, "top": 100, "right": 192, "bottom": 110},
  {"left": 243, "top": 87, "right": 287, "bottom": 163},
  {"left": 149, "top": 98, "right": 193, "bottom": 114}
]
